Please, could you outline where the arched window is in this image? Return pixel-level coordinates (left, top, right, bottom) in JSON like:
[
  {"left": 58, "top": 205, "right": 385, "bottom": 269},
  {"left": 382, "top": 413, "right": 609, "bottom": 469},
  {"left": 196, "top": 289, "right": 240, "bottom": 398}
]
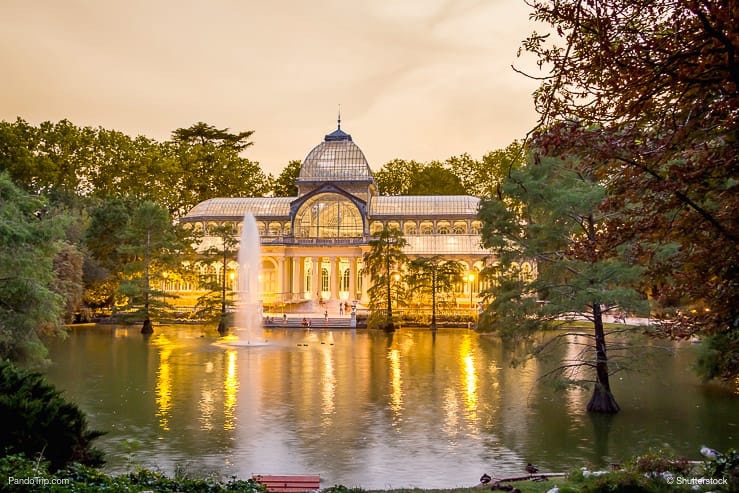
[
  {"left": 268, "top": 222, "right": 282, "bottom": 235},
  {"left": 321, "top": 267, "right": 329, "bottom": 292},
  {"left": 470, "top": 221, "right": 482, "bottom": 234},
  {"left": 420, "top": 221, "right": 433, "bottom": 235},
  {"left": 453, "top": 221, "right": 467, "bottom": 234},
  {"left": 404, "top": 222, "right": 417, "bottom": 235},
  {"left": 294, "top": 192, "right": 363, "bottom": 238},
  {"left": 371, "top": 221, "right": 384, "bottom": 234},
  {"left": 342, "top": 268, "right": 350, "bottom": 292},
  {"left": 437, "top": 221, "right": 450, "bottom": 234}
]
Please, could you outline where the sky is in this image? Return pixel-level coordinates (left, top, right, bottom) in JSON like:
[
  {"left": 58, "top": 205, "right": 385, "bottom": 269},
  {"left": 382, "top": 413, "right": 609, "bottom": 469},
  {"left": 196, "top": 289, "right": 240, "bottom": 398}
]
[{"left": 0, "top": 0, "right": 543, "bottom": 176}]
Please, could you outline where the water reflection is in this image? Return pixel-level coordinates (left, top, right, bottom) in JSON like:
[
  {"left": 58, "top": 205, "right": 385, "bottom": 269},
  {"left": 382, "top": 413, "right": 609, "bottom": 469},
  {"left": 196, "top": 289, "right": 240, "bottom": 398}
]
[
  {"left": 43, "top": 325, "right": 738, "bottom": 490},
  {"left": 224, "top": 350, "right": 238, "bottom": 431},
  {"left": 155, "top": 345, "right": 172, "bottom": 432}
]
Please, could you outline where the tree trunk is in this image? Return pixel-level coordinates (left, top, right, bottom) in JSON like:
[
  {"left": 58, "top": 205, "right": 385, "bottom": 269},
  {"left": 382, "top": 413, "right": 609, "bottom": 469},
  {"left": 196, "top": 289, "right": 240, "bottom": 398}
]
[
  {"left": 385, "top": 251, "right": 394, "bottom": 332},
  {"left": 217, "top": 315, "right": 229, "bottom": 335},
  {"left": 430, "top": 270, "right": 437, "bottom": 330},
  {"left": 141, "top": 317, "right": 153, "bottom": 334},
  {"left": 587, "top": 303, "right": 620, "bottom": 413}
]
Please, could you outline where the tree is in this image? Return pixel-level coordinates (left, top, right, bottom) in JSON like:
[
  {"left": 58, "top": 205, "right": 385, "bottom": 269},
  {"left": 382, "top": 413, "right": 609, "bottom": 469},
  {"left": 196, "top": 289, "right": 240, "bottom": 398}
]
[
  {"left": 0, "top": 360, "right": 104, "bottom": 471},
  {"left": 373, "top": 159, "right": 424, "bottom": 195},
  {"left": 519, "top": 0, "right": 738, "bottom": 380},
  {"left": 406, "top": 256, "right": 464, "bottom": 329},
  {"left": 272, "top": 159, "right": 301, "bottom": 197},
  {"left": 171, "top": 121, "right": 254, "bottom": 152},
  {"left": 363, "top": 227, "right": 408, "bottom": 331},
  {"left": 117, "top": 201, "right": 185, "bottom": 333},
  {"left": 169, "top": 123, "right": 270, "bottom": 218},
  {"left": 478, "top": 156, "right": 648, "bottom": 413},
  {"left": 0, "top": 173, "right": 65, "bottom": 364},
  {"left": 447, "top": 142, "right": 526, "bottom": 199},
  {"left": 406, "top": 162, "right": 466, "bottom": 195},
  {"left": 84, "top": 198, "right": 133, "bottom": 313},
  {"left": 193, "top": 223, "right": 239, "bottom": 333}
]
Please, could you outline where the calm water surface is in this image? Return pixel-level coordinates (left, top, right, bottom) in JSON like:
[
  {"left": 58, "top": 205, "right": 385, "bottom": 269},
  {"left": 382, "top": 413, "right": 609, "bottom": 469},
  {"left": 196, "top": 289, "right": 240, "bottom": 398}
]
[{"left": 44, "top": 325, "right": 738, "bottom": 489}]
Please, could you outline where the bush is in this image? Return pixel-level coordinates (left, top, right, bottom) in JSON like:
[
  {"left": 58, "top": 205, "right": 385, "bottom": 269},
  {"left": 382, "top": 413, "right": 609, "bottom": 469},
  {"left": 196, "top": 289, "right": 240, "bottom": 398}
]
[
  {"left": 0, "top": 454, "right": 266, "bottom": 493},
  {"left": 0, "top": 360, "right": 104, "bottom": 471}
]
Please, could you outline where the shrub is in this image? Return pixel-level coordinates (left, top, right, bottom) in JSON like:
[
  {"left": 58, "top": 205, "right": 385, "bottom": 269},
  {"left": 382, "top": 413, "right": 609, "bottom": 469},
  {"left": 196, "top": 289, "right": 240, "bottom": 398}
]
[{"left": 0, "top": 360, "right": 104, "bottom": 471}]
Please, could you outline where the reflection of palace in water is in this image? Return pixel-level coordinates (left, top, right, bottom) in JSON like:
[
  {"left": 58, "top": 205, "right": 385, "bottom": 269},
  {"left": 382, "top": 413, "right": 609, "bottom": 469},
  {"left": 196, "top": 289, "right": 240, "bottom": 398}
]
[{"left": 168, "top": 119, "right": 535, "bottom": 309}]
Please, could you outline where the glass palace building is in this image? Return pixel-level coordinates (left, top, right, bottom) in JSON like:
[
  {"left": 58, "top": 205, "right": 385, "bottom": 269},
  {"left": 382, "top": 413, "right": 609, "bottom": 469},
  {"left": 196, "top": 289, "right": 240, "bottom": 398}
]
[{"left": 180, "top": 123, "right": 525, "bottom": 309}]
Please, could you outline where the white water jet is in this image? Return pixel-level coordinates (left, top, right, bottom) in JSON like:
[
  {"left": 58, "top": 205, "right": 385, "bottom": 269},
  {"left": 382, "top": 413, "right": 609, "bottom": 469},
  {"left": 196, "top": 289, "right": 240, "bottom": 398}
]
[{"left": 230, "top": 212, "right": 267, "bottom": 346}]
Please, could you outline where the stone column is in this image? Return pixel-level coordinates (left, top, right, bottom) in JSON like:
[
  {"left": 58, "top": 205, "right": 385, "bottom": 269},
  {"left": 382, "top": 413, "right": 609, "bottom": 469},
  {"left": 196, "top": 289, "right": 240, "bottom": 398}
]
[
  {"left": 311, "top": 257, "right": 320, "bottom": 300},
  {"left": 292, "top": 256, "right": 302, "bottom": 300},
  {"left": 276, "top": 258, "right": 284, "bottom": 302},
  {"left": 330, "top": 257, "right": 339, "bottom": 300},
  {"left": 360, "top": 259, "right": 371, "bottom": 304},
  {"left": 348, "top": 256, "right": 357, "bottom": 302}
]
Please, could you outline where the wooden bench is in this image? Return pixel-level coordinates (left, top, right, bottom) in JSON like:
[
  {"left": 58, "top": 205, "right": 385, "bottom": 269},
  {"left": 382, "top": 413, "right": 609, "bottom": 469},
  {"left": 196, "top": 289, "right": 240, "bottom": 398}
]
[{"left": 252, "top": 474, "right": 321, "bottom": 492}]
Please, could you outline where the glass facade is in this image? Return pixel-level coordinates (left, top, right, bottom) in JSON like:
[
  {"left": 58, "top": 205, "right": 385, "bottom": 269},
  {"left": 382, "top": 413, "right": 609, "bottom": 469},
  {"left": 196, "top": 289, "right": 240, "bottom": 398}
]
[{"left": 294, "top": 193, "right": 363, "bottom": 238}]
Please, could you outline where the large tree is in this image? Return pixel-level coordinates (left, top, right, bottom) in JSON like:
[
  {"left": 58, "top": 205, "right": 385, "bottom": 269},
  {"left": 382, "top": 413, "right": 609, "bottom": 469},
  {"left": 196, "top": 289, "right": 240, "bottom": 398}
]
[
  {"left": 116, "top": 201, "right": 186, "bottom": 333},
  {"left": 363, "top": 227, "right": 408, "bottom": 332},
  {"left": 406, "top": 256, "right": 464, "bottom": 330},
  {"left": 271, "top": 159, "right": 301, "bottom": 197},
  {"left": 193, "top": 223, "right": 239, "bottom": 334},
  {"left": 0, "top": 174, "right": 66, "bottom": 364},
  {"left": 519, "top": 0, "right": 738, "bottom": 380},
  {"left": 479, "top": 156, "right": 648, "bottom": 413},
  {"left": 169, "top": 123, "right": 270, "bottom": 218}
]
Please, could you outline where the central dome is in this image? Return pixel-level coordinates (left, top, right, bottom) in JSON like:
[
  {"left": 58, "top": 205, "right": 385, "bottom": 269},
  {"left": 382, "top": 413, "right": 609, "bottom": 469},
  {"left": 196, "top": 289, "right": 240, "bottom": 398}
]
[{"left": 296, "top": 125, "right": 374, "bottom": 184}]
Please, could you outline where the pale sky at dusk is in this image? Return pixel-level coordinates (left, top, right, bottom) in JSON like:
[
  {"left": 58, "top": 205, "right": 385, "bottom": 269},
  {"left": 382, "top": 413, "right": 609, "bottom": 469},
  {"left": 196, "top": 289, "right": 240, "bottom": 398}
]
[{"left": 0, "top": 0, "right": 542, "bottom": 176}]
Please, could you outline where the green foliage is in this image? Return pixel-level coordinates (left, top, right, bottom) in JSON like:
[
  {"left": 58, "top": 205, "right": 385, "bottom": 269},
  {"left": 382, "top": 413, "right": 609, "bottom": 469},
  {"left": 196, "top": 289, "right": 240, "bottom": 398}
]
[
  {"left": 117, "top": 201, "right": 187, "bottom": 321},
  {"left": 479, "top": 156, "right": 647, "bottom": 333},
  {"left": 405, "top": 256, "right": 464, "bottom": 328},
  {"left": 694, "top": 330, "right": 739, "bottom": 382},
  {"left": 0, "top": 454, "right": 265, "bottom": 493},
  {"left": 0, "top": 361, "right": 104, "bottom": 472},
  {"left": 520, "top": 0, "right": 738, "bottom": 380},
  {"left": 271, "top": 159, "right": 301, "bottom": 197},
  {"left": 0, "top": 173, "right": 66, "bottom": 364},
  {"left": 363, "top": 228, "right": 408, "bottom": 330}
]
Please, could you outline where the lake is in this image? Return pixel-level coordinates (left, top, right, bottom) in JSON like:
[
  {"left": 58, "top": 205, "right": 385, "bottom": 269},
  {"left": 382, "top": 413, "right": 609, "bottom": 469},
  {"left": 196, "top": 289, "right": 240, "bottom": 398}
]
[{"left": 44, "top": 325, "right": 738, "bottom": 489}]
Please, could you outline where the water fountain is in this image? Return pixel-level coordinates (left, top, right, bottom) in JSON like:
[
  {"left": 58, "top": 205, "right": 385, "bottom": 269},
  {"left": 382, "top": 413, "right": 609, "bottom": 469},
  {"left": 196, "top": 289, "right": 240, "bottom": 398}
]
[{"left": 226, "top": 212, "right": 268, "bottom": 346}]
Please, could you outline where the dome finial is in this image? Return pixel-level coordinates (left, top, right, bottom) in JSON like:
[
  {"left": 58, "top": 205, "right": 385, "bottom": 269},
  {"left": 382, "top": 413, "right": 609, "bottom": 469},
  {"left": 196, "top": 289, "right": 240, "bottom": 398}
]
[{"left": 337, "top": 104, "right": 341, "bottom": 130}]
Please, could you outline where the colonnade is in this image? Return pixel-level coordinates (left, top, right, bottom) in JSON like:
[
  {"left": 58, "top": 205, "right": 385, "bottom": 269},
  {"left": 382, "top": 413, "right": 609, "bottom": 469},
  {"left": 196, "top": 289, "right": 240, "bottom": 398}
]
[{"left": 264, "top": 253, "right": 368, "bottom": 305}]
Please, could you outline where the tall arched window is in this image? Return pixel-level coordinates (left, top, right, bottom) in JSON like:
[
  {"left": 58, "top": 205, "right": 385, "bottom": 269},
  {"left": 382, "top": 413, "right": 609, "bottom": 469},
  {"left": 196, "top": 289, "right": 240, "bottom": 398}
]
[
  {"left": 321, "top": 267, "right": 329, "bottom": 292},
  {"left": 341, "top": 268, "right": 350, "bottom": 291},
  {"left": 294, "top": 192, "right": 363, "bottom": 238}
]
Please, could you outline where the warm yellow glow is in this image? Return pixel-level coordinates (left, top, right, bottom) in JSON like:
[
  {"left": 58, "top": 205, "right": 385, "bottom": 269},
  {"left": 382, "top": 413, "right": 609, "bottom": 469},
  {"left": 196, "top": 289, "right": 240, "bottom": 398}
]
[
  {"left": 388, "top": 348, "right": 403, "bottom": 418},
  {"left": 155, "top": 346, "right": 172, "bottom": 432},
  {"left": 229, "top": 272, "right": 235, "bottom": 280},
  {"left": 223, "top": 350, "right": 238, "bottom": 431},
  {"left": 320, "top": 343, "right": 336, "bottom": 424},
  {"left": 162, "top": 271, "right": 168, "bottom": 279},
  {"left": 460, "top": 336, "right": 478, "bottom": 418},
  {"left": 468, "top": 273, "right": 475, "bottom": 282},
  {"left": 394, "top": 273, "right": 400, "bottom": 281},
  {"left": 199, "top": 389, "right": 214, "bottom": 431}
]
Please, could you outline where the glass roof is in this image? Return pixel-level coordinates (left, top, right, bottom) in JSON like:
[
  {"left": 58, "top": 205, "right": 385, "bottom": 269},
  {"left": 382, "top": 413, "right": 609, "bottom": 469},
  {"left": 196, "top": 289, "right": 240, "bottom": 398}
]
[
  {"left": 183, "top": 197, "right": 293, "bottom": 221},
  {"left": 370, "top": 195, "right": 480, "bottom": 217},
  {"left": 297, "top": 139, "right": 374, "bottom": 183}
]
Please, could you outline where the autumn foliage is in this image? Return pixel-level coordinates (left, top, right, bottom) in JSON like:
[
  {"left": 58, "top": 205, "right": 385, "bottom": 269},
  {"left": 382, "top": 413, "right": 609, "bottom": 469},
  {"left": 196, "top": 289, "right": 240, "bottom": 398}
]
[{"left": 519, "top": 0, "right": 738, "bottom": 379}]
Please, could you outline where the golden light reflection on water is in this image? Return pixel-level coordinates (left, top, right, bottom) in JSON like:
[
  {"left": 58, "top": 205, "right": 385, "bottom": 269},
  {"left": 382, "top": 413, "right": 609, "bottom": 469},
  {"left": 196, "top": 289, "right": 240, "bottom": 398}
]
[
  {"left": 388, "top": 348, "right": 403, "bottom": 419},
  {"left": 460, "top": 335, "right": 478, "bottom": 420},
  {"left": 155, "top": 346, "right": 172, "bottom": 432},
  {"left": 224, "top": 350, "right": 238, "bottom": 431},
  {"left": 320, "top": 343, "right": 336, "bottom": 425}
]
